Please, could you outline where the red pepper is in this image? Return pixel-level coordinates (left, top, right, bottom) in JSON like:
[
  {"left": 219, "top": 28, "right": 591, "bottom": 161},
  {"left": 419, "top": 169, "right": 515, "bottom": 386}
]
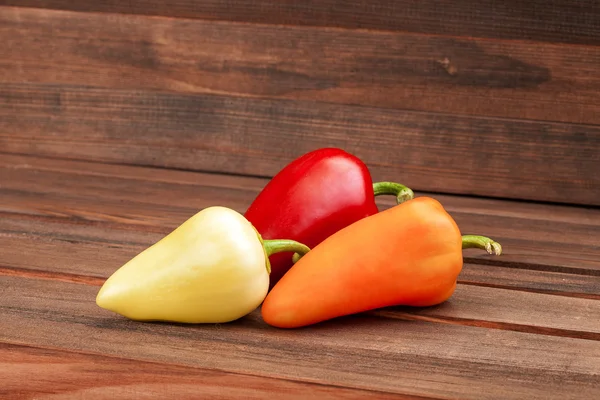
[{"left": 245, "top": 148, "right": 414, "bottom": 288}]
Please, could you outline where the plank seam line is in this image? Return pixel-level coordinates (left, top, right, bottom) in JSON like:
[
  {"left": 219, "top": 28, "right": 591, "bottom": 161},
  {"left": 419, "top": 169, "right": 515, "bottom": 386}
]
[
  {"left": 0, "top": 340, "right": 440, "bottom": 400},
  {"left": 1, "top": 4, "right": 599, "bottom": 49},
  {"left": 462, "top": 257, "right": 600, "bottom": 277},
  {"left": 0, "top": 210, "right": 172, "bottom": 234},
  {"left": 374, "top": 311, "right": 600, "bottom": 342},
  {"left": 458, "top": 280, "right": 600, "bottom": 301}
]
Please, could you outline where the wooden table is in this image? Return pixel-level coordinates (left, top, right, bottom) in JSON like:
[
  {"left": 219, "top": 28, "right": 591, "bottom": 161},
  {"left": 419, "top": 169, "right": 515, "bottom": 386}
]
[
  {"left": 2, "top": 2, "right": 600, "bottom": 398},
  {"left": 1, "top": 154, "right": 599, "bottom": 399}
]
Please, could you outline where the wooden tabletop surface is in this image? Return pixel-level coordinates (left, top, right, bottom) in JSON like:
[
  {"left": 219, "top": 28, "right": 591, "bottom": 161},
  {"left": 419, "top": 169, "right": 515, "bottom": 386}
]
[{"left": 1, "top": 154, "right": 599, "bottom": 399}]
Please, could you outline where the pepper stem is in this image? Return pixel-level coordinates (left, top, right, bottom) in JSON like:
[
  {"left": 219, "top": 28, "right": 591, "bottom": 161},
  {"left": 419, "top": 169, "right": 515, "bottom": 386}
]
[
  {"left": 462, "top": 235, "right": 503, "bottom": 256},
  {"left": 372, "top": 182, "right": 414, "bottom": 205},
  {"left": 262, "top": 240, "right": 311, "bottom": 274}
]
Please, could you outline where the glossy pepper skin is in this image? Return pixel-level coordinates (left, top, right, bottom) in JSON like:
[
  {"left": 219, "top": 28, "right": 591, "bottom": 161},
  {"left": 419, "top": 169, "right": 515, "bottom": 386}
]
[
  {"left": 96, "top": 206, "right": 309, "bottom": 324},
  {"left": 261, "top": 197, "right": 502, "bottom": 329},
  {"left": 245, "top": 148, "right": 414, "bottom": 288}
]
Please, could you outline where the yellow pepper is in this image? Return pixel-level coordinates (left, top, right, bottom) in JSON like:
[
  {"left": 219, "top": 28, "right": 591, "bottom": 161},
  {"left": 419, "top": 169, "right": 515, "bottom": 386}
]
[{"left": 96, "top": 206, "right": 310, "bottom": 323}]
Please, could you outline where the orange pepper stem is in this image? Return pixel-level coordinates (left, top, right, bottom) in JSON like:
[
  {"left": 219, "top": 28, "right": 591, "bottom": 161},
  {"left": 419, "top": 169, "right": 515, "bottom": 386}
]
[
  {"left": 263, "top": 240, "right": 311, "bottom": 274},
  {"left": 372, "top": 182, "right": 415, "bottom": 205},
  {"left": 462, "top": 235, "right": 503, "bottom": 256}
]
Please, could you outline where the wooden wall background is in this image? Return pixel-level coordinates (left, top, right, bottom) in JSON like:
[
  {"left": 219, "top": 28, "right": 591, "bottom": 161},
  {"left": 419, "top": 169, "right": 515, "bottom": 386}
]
[{"left": 1, "top": 1, "right": 599, "bottom": 206}]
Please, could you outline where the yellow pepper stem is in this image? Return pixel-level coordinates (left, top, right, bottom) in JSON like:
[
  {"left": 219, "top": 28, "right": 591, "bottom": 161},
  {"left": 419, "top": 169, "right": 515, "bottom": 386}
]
[
  {"left": 462, "top": 235, "right": 503, "bottom": 256},
  {"left": 372, "top": 181, "right": 415, "bottom": 205}
]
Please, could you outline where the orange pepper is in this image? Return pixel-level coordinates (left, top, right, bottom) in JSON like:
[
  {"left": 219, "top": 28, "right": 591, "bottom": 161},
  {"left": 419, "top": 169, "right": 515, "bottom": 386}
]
[{"left": 261, "top": 197, "right": 502, "bottom": 328}]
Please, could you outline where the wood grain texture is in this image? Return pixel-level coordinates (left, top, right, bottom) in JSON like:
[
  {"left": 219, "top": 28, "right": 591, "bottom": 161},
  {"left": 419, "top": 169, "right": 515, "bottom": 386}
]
[
  {"left": 459, "top": 264, "right": 600, "bottom": 300},
  {"left": 2, "top": 154, "right": 599, "bottom": 276},
  {"left": 0, "top": 343, "right": 416, "bottom": 400},
  {"left": 1, "top": 7, "right": 600, "bottom": 126},
  {"left": 2, "top": 85, "right": 600, "bottom": 206},
  {"left": 1, "top": 1, "right": 598, "bottom": 45},
  {"left": 2, "top": 276, "right": 600, "bottom": 400}
]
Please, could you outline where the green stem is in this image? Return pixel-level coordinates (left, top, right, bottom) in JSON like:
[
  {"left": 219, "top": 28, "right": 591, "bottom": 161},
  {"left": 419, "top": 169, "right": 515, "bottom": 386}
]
[
  {"left": 462, "top": 235, "right": 503, "bottom": 256},
  {"left": 262, "top": 239, "right": 311, "bottom": 274},
  {"left": 372, "top": 181, "right": 414, "bottom": 205}
]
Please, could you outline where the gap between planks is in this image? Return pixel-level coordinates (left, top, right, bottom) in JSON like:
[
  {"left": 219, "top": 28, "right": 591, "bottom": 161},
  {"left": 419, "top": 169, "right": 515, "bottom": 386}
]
[
  {"left": 376, "top": 312, "right": 600, "bottom": 342},
  {"left": 458, "top": 280, "right": 600, "bottom": 301}
]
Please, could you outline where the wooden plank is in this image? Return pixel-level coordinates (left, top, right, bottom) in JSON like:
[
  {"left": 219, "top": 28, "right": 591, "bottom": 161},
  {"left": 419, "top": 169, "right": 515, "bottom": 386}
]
[
  {"left": 0, "top": 1, "right": 598, "bottom": 45},
  {"left": 1, "top": 8, "right": 600, "bottom": 126},
  {"left": 0, "top": 343, "right": 415, "bottom": 400},
  {"left": 386, "top": 284, "right": 600, "bottom": 340},
  {"left": 460, "top": 264, "right": 600, "bottom": 300},
  {"left": 0, "top": 235, "right": 141, "bottom": 279},
  {"left": 2, "top": 154, "right": 599, "bottom": 275},
  {"left": 2, "top": 86, "right": 600, "bottom": 206},
  {"left": 1, "top": 276, "right": 599, "bottom": 400}
]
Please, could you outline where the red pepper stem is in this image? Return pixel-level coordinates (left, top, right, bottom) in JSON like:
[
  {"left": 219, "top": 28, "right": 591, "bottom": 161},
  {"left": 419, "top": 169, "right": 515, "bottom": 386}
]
[
  {"left": 262, "top": 240, "right": 311, "bottom": 274},
  {"left": 372, "top": 182, "right": 415, "bottom": 205},
  {"left": 462, "top": 235, "right": 503, "bottom": 256}
]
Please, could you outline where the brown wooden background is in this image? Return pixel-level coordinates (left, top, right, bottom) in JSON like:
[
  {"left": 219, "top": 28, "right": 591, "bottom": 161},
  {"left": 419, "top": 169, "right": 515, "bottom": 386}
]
[
  {"left": 1, "top": 1, "right": 599, "bottom": 206},
  {"left": 1, "top": 2, "right": 600, "bottom": 399}
]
